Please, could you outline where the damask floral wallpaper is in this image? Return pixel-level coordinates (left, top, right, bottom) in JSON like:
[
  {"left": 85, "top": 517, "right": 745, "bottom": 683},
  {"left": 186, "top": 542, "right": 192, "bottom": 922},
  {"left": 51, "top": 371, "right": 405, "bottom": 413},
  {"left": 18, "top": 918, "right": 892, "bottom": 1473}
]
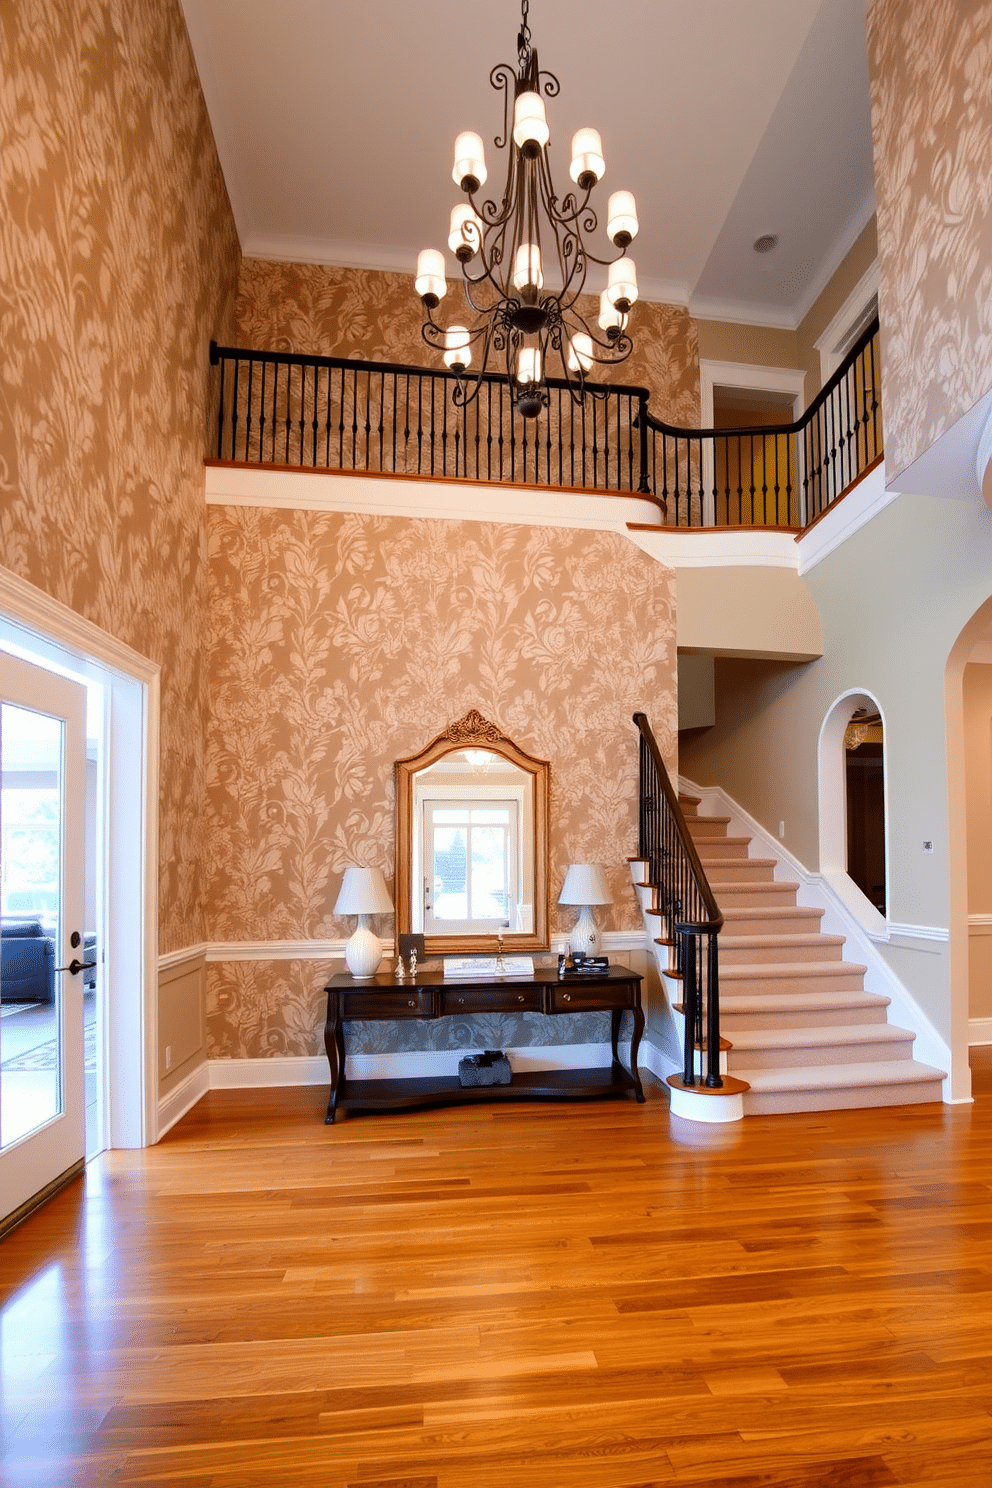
[
  {"left": 0, "top": 0, "right": 241, "bottom": 951},
  {"left": 868, "top": 0, "right": 992, "bottom": 478},
  {"left": 205, "top": 508, "right": 676, "bottom": 1058},
  {"left": 235, "top": 258, "right": 701, "bottom": 428}
]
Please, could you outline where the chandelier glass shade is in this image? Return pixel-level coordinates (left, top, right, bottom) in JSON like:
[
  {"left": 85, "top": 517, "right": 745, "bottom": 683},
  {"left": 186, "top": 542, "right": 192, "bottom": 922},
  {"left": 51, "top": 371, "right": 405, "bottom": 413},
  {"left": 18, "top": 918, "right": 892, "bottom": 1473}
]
[{"left": 414, "top": 0, "right": 640, "bottom": 419}]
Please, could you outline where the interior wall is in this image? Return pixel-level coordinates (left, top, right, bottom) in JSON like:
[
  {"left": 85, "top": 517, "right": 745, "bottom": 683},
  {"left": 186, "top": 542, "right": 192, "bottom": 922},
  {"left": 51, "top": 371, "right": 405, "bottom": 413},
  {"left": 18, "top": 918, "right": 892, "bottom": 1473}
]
[
  {"left": 869, "top": 0, "right": 992, "bottom": 479},
  {"left": 0, "top": 0, "right": 241, "bottom": 953},
  {"left": 205, "top": 510, "right": 677, "bottom": 1059},
  {"left": 679, "top": 490, "right": 992, "bottom": 1045},
  {"left": 964, "top": 663, "right": 992, "bottom": 1021}
]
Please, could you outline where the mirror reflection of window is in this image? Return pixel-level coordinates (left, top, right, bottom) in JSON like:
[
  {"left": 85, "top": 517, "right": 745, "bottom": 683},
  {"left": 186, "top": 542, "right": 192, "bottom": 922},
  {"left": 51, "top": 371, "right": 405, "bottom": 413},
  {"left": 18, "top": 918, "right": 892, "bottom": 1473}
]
[
  {"left": 424, "top": 801, "right": 518, "bottom": 934},
  {"left": 410, "top": 748, "right": 534, "bottom": 937}
]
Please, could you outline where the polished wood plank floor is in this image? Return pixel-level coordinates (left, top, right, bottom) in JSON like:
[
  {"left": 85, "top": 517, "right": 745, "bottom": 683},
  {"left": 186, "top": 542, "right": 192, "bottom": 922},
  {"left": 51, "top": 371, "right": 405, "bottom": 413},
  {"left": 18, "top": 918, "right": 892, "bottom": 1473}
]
[{"left": 4, "top": 1058, "right": 992, "bottom": 1486}]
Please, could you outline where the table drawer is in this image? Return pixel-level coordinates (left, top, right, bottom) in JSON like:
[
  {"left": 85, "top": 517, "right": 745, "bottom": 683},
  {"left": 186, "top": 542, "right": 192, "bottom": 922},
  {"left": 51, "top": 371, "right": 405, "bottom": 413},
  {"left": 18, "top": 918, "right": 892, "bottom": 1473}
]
[
  {"left": 441, "top": 986, "right": 543, "bottom": 1015},
  {"left": 548, "top": 980, "right": 637, "bottom": 1013},
  {"left": 341, "top": 988, "right": 438, "bottom": 1019}
]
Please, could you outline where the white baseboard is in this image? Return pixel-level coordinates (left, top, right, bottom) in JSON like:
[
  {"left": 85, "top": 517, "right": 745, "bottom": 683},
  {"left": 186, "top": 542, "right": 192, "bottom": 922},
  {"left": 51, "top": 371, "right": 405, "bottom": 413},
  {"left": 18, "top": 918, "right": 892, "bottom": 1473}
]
[
  {"left": 970, "top": 1018, "right": 992, "bottom": 1046},
  {"left": 157, "top": 1060, "right": 210, "bottom": 1138},
  {"left": 680, "top": 774, "right": 954, "bottom": 1097}
]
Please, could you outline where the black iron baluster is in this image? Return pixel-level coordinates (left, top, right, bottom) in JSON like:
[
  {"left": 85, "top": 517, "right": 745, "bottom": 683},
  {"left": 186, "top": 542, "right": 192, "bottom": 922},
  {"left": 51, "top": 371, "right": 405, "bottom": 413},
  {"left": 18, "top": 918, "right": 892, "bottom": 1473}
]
[{"left": 230, "top": 358, "right": 241, "bottom": 462}]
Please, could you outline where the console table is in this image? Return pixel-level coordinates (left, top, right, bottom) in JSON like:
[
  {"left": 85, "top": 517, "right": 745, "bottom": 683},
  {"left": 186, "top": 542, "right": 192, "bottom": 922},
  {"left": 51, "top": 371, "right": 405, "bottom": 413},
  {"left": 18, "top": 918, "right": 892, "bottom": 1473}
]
[{"left": 323, "top": 965, "right": 644, "bottom": 1123}]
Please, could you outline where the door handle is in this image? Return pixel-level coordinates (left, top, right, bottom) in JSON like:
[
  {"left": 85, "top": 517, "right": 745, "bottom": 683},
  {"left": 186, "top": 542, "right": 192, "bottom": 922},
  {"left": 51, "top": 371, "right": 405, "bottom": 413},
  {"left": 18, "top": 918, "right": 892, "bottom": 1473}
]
[{"left": 56, "top": 958, "right": 96, "bottom": 976}]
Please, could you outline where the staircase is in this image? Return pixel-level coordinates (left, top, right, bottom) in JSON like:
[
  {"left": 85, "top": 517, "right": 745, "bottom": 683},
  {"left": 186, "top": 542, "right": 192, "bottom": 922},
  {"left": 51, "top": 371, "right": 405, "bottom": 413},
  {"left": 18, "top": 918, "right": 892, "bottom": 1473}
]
[{"left": 635, "top": 791, "right": 946, "bottom": 1116}]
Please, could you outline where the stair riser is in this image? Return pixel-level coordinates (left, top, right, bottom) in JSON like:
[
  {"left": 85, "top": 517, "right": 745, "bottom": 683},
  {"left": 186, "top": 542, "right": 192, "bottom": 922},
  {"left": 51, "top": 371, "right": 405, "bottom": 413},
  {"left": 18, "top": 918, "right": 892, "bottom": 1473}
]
[
  {"left": 726, "top": 1037, "right": 915, "bottom": 1071},
  {"left": 721, "top": 940, "right": 844, "bottom": 965},
  {"left": 697, "top": 840, "right": 751, "bottom": 861},
  {"left": 714, "top": 886, "right": 798, "bottom": 906},
  {"left": 722, "top": 912, "right": 824, "bottom": 936},
  {"left": 705, "top": 862, "right": 778, "bottom": 883},
  {"left": 721, "top": 1006, "right": 890, "bottom": 1031},
  {"left": 742, "top": 1081, "right": 944, "bottom": 1116},
  {"left": 720, "top": 969, "right": 867, "bottom": 994},
  {"left": 687, "top": 819, "right": 733, "bottom": 838}
]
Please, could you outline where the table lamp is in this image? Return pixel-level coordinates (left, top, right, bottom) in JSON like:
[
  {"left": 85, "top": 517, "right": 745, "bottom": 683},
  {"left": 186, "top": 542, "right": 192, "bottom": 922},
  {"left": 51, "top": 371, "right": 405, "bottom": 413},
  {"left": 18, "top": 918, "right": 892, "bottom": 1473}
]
[
  {"left": 334, "top": 866, "right": 394, "bottom": 979},
  {"left": 558, "top": 863, "right": 613, "bottom": 957}
]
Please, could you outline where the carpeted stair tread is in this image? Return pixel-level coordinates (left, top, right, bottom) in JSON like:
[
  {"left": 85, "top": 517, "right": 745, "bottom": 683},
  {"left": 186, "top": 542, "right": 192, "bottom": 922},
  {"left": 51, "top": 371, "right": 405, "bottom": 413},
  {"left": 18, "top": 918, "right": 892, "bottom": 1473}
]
[
  {"left": 727, "top": 1022, "right": 913, "bottom": 1051},
  {"left": 720, "top": 959, "right": 868, "bottom": 981},
  {"left": 732, "top": 1058, "right": 946, "bottom": 1093}
]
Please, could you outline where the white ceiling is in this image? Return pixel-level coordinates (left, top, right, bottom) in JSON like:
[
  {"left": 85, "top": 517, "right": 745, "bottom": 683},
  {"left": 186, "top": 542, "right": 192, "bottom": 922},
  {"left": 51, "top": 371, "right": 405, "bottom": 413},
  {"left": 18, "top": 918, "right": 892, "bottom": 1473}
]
[{"left": 181, "top": 0, "right": 876, "bottom": 330}]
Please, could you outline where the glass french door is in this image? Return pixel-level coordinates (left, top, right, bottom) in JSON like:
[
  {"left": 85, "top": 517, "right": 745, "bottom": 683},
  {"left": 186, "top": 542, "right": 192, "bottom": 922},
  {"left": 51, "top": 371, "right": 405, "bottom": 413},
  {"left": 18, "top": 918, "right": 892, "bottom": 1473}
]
[{"left": 0, "top": 653, "right": 86, "bottom": 1226}]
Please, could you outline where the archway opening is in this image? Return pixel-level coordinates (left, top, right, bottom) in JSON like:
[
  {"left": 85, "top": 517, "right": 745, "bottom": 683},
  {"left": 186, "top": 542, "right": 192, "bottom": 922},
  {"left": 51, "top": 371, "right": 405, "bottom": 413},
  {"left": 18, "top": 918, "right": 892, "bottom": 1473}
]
[{"left": 844, "top": 705, "right": 886, "bottom": 914}]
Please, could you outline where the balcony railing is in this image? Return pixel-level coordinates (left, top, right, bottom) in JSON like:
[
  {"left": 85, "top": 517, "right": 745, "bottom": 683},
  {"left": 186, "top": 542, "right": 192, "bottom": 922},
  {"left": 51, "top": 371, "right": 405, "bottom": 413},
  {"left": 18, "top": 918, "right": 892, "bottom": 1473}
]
[
  {"left": 208, "top": 315, "right": 880, "bottom": 530},
  {"left": 642, "top": 317, "right": 881, "bottom": 527}
]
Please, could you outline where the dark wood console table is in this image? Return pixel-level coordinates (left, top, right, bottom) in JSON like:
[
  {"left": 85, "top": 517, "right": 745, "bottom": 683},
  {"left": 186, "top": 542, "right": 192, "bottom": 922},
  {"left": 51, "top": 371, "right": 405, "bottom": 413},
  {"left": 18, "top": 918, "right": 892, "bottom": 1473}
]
[{"left": 323, "top": 965, "right": 644, "bottom": 1123}]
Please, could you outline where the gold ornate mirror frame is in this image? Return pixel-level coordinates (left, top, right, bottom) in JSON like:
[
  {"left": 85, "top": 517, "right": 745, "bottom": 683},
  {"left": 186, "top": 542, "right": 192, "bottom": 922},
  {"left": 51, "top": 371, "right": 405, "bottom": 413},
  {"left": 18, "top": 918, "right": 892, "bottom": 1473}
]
[{"left": 395, "top": 711, "right": 550, "bottom": 955}]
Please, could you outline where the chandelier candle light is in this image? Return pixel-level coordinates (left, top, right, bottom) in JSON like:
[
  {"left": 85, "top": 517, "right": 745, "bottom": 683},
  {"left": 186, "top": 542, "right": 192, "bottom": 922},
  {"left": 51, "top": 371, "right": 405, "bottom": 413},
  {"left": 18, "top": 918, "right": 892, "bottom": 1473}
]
[
  {"left": 558, "top": 863, "right": 613, "bottom": 958},
  {"left": 334, "top": 867, "right": 394, "bottom": 980},
  {"left": 414, "top": 0, "right": 640, "bottom": 418}
]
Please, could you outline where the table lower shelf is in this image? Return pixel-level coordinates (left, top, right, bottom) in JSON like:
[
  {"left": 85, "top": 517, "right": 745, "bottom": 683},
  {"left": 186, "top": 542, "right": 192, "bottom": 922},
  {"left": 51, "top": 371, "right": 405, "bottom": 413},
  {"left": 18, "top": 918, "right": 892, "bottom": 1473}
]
[{"left": 326, "top": 1063, "right": 644, "bottom": 1122}]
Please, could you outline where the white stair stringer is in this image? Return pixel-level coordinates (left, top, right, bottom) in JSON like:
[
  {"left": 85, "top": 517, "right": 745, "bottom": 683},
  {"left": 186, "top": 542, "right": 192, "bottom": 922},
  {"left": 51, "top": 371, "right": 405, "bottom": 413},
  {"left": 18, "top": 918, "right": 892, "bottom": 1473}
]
[{"left": 671, "top": 779, "right": 949, "bottom": 1115}]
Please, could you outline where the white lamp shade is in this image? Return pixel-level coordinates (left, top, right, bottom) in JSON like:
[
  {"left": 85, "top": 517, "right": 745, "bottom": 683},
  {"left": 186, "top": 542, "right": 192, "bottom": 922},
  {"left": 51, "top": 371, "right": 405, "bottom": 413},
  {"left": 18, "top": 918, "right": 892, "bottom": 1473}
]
[
  {"left": 607, "top": 256, "right": 638, "bottom": 310},
  {"left": 515, "top": 345, "right": 542, "bottom": 385},
  {"left": 566, "top": 332, "right": 595, "bottom": 374},
  {"left": 512, "top": 90, "right": 550, "bottom": 152},
  {"left": 452, "top": 131, "right": 487, "bottom": 189},
  {"left": 512, "top": 241, "right": 544, "bottom": 292},
  {"left": 334, "top": 866, "right": 393, "bottom": 916},
  {"left": 448, "top": 203, "right": 483, "bottom": 258},
  {"left": 599, "top": 288, "right": 627, "bottom": 334},
  {"left": 415, "top": 248, "right": 446, "bottom": 302},
  {"left": 558, "top": 863, "right": 612, "bottom": 907},
  {"left": 443, "top": 326, "right": 472, "bottom": 369},
  {"left": 607, "top": 190, "right": 639, "bottom": 245},
  {"left": 569, "top": 127, "right": 605, "bottom": 186}
]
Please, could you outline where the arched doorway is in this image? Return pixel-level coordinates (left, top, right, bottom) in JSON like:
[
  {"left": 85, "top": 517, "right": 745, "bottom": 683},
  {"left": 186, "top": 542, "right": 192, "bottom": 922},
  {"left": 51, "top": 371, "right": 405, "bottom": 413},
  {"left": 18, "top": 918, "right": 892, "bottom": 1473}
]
[{"left": 817, "top": 690, "right": 888, "bottom": 933}]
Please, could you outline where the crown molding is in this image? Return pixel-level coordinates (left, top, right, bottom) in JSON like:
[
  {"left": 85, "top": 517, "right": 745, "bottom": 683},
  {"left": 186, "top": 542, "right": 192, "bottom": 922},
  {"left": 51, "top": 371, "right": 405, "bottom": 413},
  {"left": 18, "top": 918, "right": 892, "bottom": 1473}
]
[{"left": 688, "top": 296, "right": 796, "bottom": 330}]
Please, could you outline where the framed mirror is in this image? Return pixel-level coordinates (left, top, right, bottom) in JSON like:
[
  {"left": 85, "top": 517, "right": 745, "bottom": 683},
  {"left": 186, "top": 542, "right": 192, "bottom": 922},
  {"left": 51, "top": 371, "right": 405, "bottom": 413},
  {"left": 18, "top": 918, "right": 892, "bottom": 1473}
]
[{"left": 395, "top": 711, "right": 550, "bottom": 954}]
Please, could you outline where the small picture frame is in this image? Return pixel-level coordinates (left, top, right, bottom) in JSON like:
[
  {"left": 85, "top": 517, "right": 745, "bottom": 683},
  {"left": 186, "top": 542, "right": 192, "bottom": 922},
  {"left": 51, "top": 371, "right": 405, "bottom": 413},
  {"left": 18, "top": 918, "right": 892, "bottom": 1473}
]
[{"left": 398, "top": 933, "right": 425, "bottom": 963}]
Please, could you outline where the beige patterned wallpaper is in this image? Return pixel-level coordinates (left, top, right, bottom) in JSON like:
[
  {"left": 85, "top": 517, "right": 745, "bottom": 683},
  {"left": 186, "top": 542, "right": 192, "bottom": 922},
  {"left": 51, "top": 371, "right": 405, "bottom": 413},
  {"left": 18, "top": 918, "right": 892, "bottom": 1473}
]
[
  {"left": 235, "top": 259, "right": 701, "bottom": 427},
  {"left": 0, "top": 0, "right": 241, "bottom": 951},
  {"left": 868, "top": 0, "right": 992, "bottom": 478},
  {"left": 205, "top": 508, "right": 676, "bottom": 1058}
]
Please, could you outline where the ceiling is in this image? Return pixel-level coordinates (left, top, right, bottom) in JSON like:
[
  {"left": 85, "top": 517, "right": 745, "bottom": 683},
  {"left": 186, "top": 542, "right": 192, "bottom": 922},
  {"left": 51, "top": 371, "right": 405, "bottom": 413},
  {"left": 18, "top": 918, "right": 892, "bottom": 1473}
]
[{"left": 180, "top": 0, "right": 876, "bottom": 330}]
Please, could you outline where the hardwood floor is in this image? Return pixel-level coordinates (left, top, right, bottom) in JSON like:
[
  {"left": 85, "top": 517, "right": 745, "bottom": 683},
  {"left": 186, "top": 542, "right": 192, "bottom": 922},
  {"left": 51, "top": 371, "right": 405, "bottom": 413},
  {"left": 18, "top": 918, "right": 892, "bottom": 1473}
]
[{"left": 3, "top": 1064, "right": 992, "bottom": 1486}]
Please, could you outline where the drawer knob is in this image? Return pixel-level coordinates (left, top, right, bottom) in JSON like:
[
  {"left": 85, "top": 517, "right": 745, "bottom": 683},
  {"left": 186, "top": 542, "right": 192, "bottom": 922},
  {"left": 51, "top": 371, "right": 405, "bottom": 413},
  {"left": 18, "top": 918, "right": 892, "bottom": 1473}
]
[
  {"left": 563, "top": 993, "right": 571, "bottom": 1003},
  {"left": 517, "top": 994, "right": 524, "bottom": 1003},
  {"left": 458, "top": 997, "right": 465, "bottom": 1006},
  {"left": 407, "top": 999, "right": 416, "bottom": 1008}
]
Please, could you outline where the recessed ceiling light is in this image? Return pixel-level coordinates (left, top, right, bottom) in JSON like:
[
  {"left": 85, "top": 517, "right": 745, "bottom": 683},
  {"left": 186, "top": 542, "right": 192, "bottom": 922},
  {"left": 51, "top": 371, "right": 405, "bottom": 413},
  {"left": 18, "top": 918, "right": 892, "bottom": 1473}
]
[{"left": 753, "top": 234, "right": 779, "bottom": 254}]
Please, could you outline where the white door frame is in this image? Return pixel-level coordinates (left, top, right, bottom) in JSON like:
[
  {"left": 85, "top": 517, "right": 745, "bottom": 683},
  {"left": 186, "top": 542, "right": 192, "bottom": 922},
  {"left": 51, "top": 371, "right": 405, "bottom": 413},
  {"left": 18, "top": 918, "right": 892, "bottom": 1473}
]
[
  {"left": 0, "top": 566, "right": 159, "bottom": 1149},
  {"left": 698, "top": 360, "right": 807, "bottom": 526}
]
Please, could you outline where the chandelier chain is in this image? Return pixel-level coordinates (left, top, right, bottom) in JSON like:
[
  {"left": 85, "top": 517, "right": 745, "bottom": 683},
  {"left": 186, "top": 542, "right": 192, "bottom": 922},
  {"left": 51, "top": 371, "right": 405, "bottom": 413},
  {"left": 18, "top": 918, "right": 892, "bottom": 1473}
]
[{"left": 518, "top": 0, "right": 532, "bottom": 62}]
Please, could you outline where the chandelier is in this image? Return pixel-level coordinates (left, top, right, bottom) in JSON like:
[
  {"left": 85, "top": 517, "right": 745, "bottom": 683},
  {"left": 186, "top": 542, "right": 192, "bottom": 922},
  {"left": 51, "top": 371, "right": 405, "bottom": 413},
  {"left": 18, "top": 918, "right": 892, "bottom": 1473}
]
[{"left": 414, "top": 0, "right": 640, "bottom": 419}]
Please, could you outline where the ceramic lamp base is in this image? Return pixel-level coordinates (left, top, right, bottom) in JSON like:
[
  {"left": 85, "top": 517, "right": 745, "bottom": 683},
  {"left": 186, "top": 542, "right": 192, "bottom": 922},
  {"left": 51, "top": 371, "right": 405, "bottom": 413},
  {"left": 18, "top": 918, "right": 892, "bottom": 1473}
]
[
  {"left": 569, "top": 906, "right": 599, "bottom": 958},
  {"left": 344, "top": 918, "right": 382, "bottom": 979}
]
